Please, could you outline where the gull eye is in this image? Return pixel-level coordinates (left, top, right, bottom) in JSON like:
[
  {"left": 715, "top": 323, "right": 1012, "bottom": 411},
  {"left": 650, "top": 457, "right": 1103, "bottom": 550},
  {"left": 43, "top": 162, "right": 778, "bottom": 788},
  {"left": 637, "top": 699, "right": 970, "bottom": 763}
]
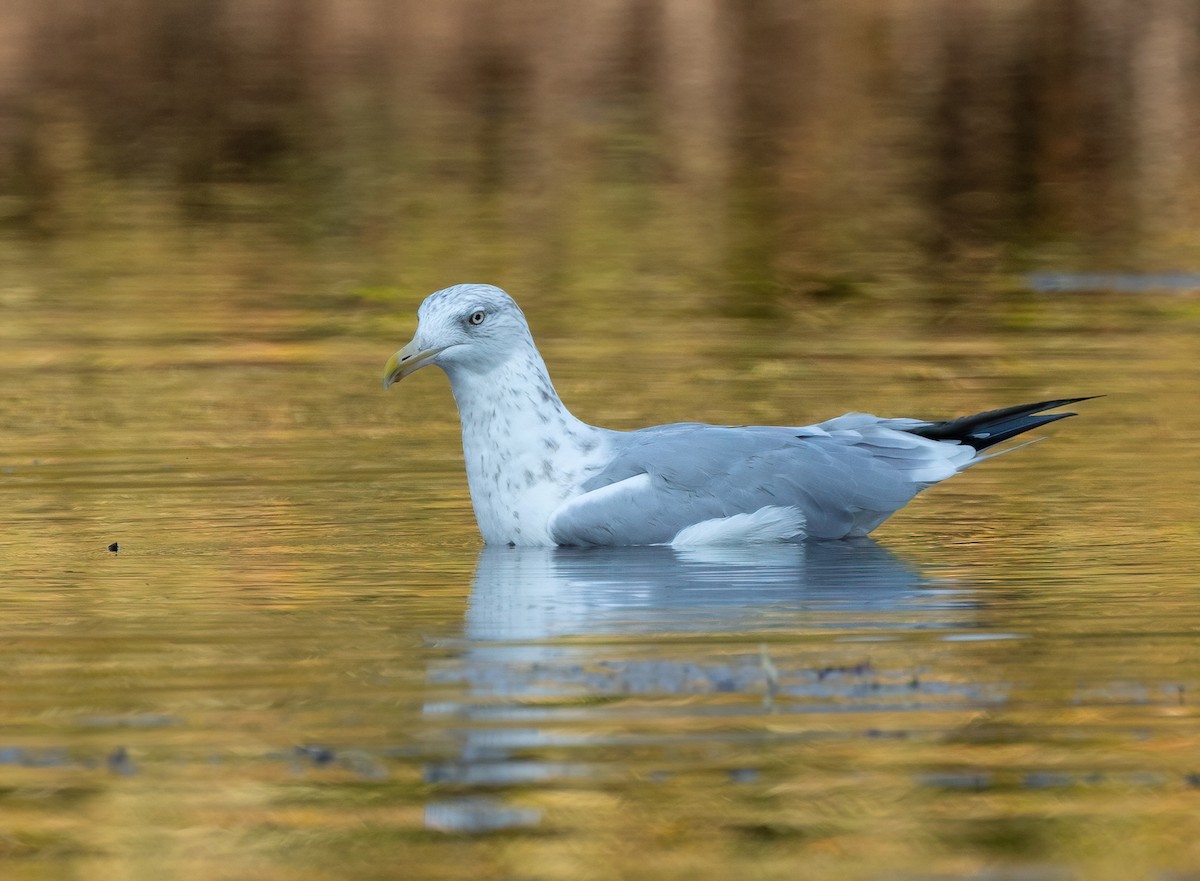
[{"left": 468, "top": 310, "right": 486, "bottom": 326}]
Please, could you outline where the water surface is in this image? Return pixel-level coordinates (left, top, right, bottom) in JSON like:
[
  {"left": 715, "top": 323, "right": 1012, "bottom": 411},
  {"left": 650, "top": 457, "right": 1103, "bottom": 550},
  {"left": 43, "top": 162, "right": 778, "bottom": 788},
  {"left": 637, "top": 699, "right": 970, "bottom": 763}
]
[{"left": 2, "top": 236, "right": 1200, "bottom": 881}]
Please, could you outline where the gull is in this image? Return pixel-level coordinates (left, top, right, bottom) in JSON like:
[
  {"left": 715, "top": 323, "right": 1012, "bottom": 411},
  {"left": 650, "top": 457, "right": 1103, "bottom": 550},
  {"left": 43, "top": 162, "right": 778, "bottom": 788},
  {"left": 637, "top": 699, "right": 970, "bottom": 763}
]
[{"left": 383, "top": 284, "right": 1092, "bottom": 547}]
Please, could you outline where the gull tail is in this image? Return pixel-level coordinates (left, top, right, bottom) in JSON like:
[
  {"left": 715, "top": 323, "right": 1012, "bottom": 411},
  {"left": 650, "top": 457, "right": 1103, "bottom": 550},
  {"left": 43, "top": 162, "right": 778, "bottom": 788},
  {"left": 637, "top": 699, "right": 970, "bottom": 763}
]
[{"left": 904, "top": 396, "right": 1100, "bottom": 452}]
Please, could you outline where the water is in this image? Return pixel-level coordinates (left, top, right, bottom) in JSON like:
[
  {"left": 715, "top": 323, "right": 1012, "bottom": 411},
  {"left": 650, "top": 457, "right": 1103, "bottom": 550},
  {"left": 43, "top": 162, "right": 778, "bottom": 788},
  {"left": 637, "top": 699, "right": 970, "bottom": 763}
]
[
  {"left": 1, "top": 233, "right": 1199, "bottom": 881},
  {"left": 4, "top": 5, "right": 1200, "bottom": 875}
]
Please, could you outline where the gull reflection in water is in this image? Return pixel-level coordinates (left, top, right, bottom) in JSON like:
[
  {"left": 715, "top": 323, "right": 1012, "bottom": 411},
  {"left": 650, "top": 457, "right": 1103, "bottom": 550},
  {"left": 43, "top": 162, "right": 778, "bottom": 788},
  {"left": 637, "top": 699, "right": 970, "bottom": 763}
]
[
  {"left": 424, "top": 541, "right": 995, "bottom": 833},
  {"left": 466, "top": 540, "right": 932, "bottom": 642}
]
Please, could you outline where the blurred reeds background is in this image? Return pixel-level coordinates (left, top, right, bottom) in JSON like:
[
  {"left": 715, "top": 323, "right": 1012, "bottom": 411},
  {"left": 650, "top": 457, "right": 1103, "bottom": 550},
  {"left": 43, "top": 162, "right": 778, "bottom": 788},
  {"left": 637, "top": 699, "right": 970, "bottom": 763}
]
[{"left": 1, "top": 0, "right": 1198, "bottom": 304}]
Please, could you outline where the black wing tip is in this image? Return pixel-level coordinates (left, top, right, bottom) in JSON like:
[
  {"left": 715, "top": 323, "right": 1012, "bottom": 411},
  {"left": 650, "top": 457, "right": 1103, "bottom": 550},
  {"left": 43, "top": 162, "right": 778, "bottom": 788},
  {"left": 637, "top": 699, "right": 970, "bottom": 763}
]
[
  {"left": 907, "top": 394, "right": 1100, "bottom": 451},
  {"left": 963, "top": 394, "right": 1102, "bottom": 423},
  {"left": 989, "top": 394, "right": 1102, "bottom": 414},
  {"left": 1036, "top": 394, "right": 1104, "bottom": 408}
]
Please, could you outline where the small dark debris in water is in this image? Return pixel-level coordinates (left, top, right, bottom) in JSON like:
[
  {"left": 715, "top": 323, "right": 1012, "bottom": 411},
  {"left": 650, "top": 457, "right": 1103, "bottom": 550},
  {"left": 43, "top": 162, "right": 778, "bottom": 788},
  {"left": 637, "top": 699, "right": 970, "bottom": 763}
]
[
  {"left": 107, "top": 746, "right": 137, "bottom": 776},
  {"left": 424, "top": 763, "right": 457, "bottom": 784},
  {"left": 729, "top": 768, "right": 760, "bottom": 784},
  {"left": 1185, "top": 773, "right": 1200, "bottom": 788},
  {"left": 107, "top": 542, "right": 119, "bottom": 553},
  {"left": 865, "top": 728, "right": 907, "bottom": 740},
  {"left": 909, "top": 675, "right": 921, "bottom": 689},
  {"left": 296, "top": 745, "right": 335, "bottom": 766},
  {"left": 814, "top": 662, "right": 873, "bottom": 681}
]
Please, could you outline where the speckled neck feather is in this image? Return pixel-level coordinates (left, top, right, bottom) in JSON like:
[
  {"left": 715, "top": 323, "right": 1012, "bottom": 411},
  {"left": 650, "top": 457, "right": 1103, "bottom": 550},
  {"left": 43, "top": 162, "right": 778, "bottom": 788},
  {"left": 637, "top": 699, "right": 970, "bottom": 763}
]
[{"left": 442, "top": 342, "right": 609, "bottom": 545}]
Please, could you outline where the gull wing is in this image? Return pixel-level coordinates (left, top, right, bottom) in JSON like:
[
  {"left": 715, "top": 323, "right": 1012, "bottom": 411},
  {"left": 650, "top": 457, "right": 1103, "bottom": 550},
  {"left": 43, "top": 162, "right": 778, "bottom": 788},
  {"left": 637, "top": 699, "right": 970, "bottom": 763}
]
[{"left": 547, "top": 417, "right": 975, "bottom": 546}]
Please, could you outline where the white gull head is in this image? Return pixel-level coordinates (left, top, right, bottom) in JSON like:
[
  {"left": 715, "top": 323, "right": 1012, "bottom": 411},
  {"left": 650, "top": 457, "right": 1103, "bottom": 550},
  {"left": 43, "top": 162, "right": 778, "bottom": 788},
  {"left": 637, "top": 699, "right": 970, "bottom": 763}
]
[{"left": 383, "top": 284, "right": 612, "bottom": 545}]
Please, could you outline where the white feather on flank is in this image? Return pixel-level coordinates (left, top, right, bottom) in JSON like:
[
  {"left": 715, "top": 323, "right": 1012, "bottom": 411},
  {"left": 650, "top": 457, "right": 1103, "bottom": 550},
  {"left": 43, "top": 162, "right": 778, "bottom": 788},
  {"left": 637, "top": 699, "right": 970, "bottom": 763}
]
[{"left": 669, "top": 506, "right": 807, "bottom": 546}]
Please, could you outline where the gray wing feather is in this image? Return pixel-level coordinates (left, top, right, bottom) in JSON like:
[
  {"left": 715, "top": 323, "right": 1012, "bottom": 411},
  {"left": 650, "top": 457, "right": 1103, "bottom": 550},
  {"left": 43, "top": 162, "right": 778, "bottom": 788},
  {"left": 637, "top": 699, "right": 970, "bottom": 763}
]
[{"left": 549, "top": 418, "right": 973, "bottom": 546}]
